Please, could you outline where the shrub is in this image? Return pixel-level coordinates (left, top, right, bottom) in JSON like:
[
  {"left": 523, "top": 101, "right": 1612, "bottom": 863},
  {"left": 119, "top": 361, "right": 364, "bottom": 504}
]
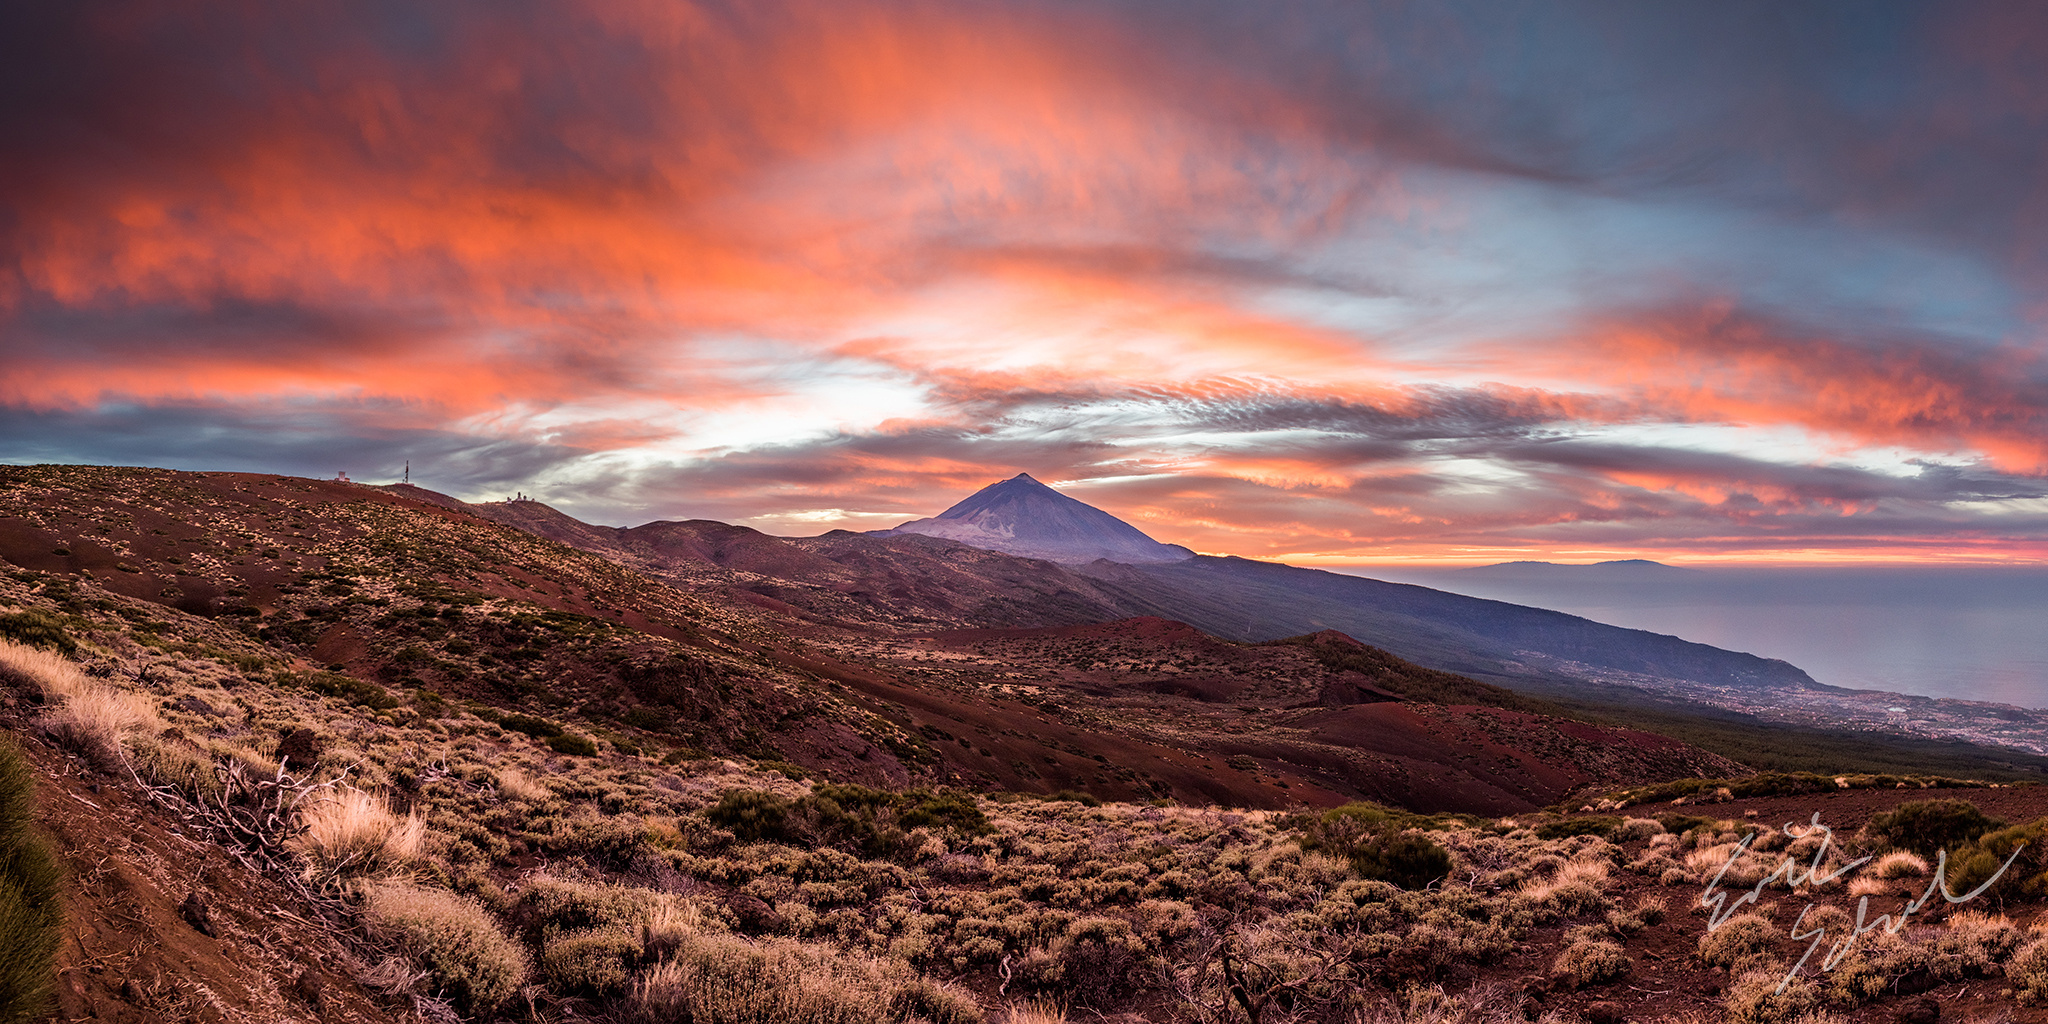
[
  {"left": 542, "top": 925, "right": 642, "bottom": 995},
  {"left": 1022, "top": 917, "right": 1150, "bottom": 1008},
  {"left": 708, "top": 786, "right": 987, "bottom": 858},
  {"left": 1350, "top": 832, "right": 1453, "bottom": 890},
  {"left": 1553, "top": 938, "right": 1628, "bottom": 988},
  {"left": 361, "top": 881, "right": 528, "bottom": 1015},
  {"left": 1698, "top": 914, "right": 1778, "bottom": 973},
  {"left": 1611, "top": 817, "right": 1665, "bottom": 842},
  {"left": 891, "top": 977, "right": 985, "bottom": 1024},
  {"left": 1921, "top": 910, "right": 2020, "bottom": 981},
  {"left": 709, "top": 790, "right": 793, "bottom": 844},
  {"left": 1721, "top": 966, "right": 1819, "bottom": 1024},
  {"left": 1535, "top": 817, "right": 1619, "bottom": 840},
  {"left": 294, "top": 789, "right": 425, "bottom": 881},
  {"left": 500, "top": 714, "right": 565, "bottom": 739},
  {"left": 546, "top": 734, "right": 600, "bottom": 757},
  {"left": 0, "top": 612, "right": 74, "bottom": 656},
  {"left": 1941, "top": 817, "right": 2048, "bottom": 900},
  {"left": 618, "top": 932, "right": 957, "bottom": 1024},
  {"left": 1292, "top": 805, "right": 1455, "bottom": 890},
  {"left": 277, "top": 670, "right": 399, "bottom": 710},
  {"left": 2010, "top": 937, "right": 2048, "bottom": 1005},
  {"left": 0, "top": 738, "right": 63, "bottom": 1024},
  {"left": 1819, "top": 929, "right": 1917, "bottom": 1007},
  {"left": 1866, "top": 800, "right": 2002, "bottom": 857},
  {"left": 514, "top": 875, "right": 645, "bottom": 940}
]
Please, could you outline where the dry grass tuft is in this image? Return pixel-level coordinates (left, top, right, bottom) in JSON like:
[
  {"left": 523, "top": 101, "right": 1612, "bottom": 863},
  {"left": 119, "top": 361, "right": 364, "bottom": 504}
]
[
  {"left": 1871, "top": 850, "right": 1930, "bottom": 879},
  {"left": 640, "top": 896, "right": 708, "bottom": 962},
  {"left": 496, "top": 766, "right": 551, "bottom": 802},
  {"left": 37, "top": 680, "right": 163, "bottom": 767},
  {"left": 1003, "top": 999, "right": 1066, "bottom": 1024},
  {"left": 295, "top": 787, "right": 426, "bottom": 879},
  {"left": 4, "top": 640, "right": 161, "bottom": 767},
  {"left": 0, "top": 639, "right": 90, "bottom": 702}
]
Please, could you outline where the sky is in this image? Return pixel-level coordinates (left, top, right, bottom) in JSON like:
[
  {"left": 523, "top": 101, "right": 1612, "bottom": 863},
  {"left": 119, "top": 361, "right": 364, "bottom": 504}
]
[{"left": 5, "top": 1, "right": 2048, "bottom": 565}]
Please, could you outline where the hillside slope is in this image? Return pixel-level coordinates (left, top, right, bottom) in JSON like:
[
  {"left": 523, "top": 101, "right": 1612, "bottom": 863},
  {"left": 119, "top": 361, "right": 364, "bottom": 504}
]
[{"left": 0, "top": 465, "right": 1740, "bottom": 813}]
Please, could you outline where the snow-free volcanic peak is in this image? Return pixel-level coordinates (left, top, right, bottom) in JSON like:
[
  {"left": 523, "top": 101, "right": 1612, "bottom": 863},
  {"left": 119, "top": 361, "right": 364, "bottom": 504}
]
[{"left": 878, "top": 473, "right": 1194, "bottom": 565}]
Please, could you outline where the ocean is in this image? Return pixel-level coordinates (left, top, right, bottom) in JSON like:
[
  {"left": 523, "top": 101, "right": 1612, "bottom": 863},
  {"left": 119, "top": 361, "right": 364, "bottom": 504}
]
[{"left": 1338, "top": 566, "right": 2048, "bottom": 709}]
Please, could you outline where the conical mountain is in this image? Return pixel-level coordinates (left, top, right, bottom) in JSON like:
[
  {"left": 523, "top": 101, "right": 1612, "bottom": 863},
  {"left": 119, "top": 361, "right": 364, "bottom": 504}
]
[{"left": 880, "top": 473, "right": 1194, "bottom": 564}]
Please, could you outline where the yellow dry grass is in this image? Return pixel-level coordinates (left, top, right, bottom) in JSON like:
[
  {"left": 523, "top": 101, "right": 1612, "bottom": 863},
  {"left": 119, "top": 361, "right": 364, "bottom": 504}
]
[
  {"left": 295, "top": 787, "right": 426, "bottom": 878},
  {"left": 1004, "top": 1000, "right": 1067, "bottom": 1024},
  {"left": 0, "top": 639, "right": 90, "bottom": 701},
  {"left": 1517, "top": 854, "right": 1609, "bottom": 903},
  {"left": 496, "top": 766, "right": 551, "bottom": 802},
  {"left": 5, "top": 641, "right": 165, "bottom": 766},
  {"left": 1872, "top": 850, "right": 1930, "bottom": 879}
]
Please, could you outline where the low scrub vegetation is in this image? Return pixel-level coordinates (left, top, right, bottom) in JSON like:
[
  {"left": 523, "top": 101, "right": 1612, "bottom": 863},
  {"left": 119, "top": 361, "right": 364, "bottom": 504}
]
[
  {"left": 1290, "top": 802, "right": 1460, "bottom": 889},
  {"left": 1588, "top": 771, "right": 1988, "bottom": 809},
  {"left": 1865, "top": 798, "right": 2003, "bottom": 856},
  {"left": 361, "top": 881, "right": 529, "bottom": 1015}
]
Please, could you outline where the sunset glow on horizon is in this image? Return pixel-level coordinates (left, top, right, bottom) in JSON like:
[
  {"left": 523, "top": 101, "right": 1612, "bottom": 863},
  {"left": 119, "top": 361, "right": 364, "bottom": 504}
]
[{"left": 6, "top": 1, "right": 2048, "bottom": 565}]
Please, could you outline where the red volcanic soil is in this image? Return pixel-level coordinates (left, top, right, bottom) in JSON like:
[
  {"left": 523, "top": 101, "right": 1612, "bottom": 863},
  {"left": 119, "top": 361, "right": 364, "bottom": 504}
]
[{"left": 864, "top": 616, "right": 1747, "bottom": 814}]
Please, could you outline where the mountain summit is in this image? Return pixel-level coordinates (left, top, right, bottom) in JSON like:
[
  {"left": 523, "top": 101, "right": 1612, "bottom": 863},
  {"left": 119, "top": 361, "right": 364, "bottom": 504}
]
[{"left": 879, "top": 473, "right": 1194, "bottom": 564}]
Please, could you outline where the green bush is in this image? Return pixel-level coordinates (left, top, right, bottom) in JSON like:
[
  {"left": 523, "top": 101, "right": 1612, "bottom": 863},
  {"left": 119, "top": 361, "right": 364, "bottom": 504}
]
[
  {"left": 1866, "top": 799, "right": 2003, "bottom": 857},
  {"left": 1350, "top": 832, "right": 1454, "bottom": 890},
  {"left": 706, "top": 786, "right": 987, "bottom": 857},
  {"left": 1292, "top": 803, "right": 1456, "bottom": 889},
  {"left": 1942, "top": 817, "right": 2048, "bottom": 899},
  {"left": 0, "top": 738, "right": 63, "bottom": 1023},
  {"left": 277, "top": 670, "right": 399, "bottom": 710},
  {"left": 501, "top": 714, "right": 565, "bottom": 739},
  {"left": 708, "top": 791, "right": 793, "bottom": 844},
  {"left": 546, "top": 734, "right": 600, "bottom": 757},
  {"left": 0, "top": 611, "right": 74, "bottom": 657}
]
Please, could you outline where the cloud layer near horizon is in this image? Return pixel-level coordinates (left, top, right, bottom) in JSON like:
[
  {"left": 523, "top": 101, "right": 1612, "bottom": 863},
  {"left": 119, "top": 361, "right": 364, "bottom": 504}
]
[{"left": 6, "top": 0, "right": 2048, "bottom": 563}]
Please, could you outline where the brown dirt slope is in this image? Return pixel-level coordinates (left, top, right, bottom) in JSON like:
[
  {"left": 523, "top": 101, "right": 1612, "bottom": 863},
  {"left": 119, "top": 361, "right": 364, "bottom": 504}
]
[{"left": 8, "top": 726, "right": 414, "bottom": 1024}]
